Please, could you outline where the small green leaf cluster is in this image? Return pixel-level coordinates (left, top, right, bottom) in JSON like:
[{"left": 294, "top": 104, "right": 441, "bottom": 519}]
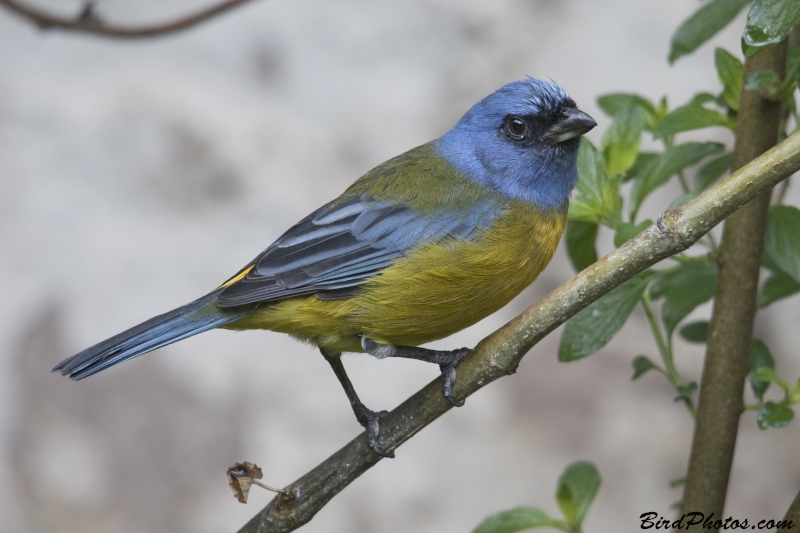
[
  {"left": 472, "top": 462, "right": 601, "bottom": 533},
  {"left": 669, "top": 0, "right": 800, "bottom": 136},
  {"left": 742, "top": 0, "right": 800, "bottom": 57},
  {"left": 560, "top": 9, "right": 800, "bottom": 424},
  {"left": 763, "top": 205, "right": 800, "bottom": 301},
  {"left": 562, "top": 80, "right": 735, "bottom": 414},
  {"left": 746, "top": 339, "right": 800, "bottom": 429},
  {"left": 745, "top": 46, "right": 800, "bottom": 122}
]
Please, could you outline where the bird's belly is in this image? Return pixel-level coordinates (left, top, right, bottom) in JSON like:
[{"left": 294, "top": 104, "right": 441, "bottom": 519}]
[
  {"left": 353, "top": 203, "right": 565, "bottom": 346},
  {"left": 229, "top": 202, "right": 565, "bottom": 352}
]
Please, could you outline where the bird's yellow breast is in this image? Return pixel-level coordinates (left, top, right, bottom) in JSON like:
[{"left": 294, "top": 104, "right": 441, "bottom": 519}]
[{"left": 227, "top": 201, "right": 565, "bottom": 353}]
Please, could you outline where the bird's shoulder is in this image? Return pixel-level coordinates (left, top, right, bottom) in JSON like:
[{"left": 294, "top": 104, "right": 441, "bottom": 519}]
[{"left": 340, "top": 141, "right": 506, "bottom": 217}]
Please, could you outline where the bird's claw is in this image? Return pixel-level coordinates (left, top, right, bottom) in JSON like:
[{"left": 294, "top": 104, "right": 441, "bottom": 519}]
[
  {"left": 439, "top": 347, "right": 471, "bottom": 407},
  {"left": 354, "top": 404, "right": 394, "bottom": 458}
]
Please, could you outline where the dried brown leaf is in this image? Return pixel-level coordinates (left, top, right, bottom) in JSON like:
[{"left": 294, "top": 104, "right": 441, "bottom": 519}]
[{"left": 227, "top": 462, "right": 263, "bottom": 504}]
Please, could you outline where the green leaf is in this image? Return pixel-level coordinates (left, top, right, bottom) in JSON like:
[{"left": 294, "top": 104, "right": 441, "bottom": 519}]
[
  {"left": 653, "top": 104, "right": 736, "bottom": 139},
  {"left": 757, "top": 401, "right": 794, "bottom": 429},
  {"left": 669, "top": 477, "right": 687, "bottom": 488},
  {"left": 750, "top": 367, "right": 790, "bottom": 393},
  {"left": 783, "top": 87, "right": 797, "bottom": 115},
  {"left": 669, "top": 0, "right": 750, "bottom": 63},
  {"left": 675, "top": 381, "right": 698, "bottom": 403},
  {"left": 796, "top": 67, "right": 800, "bottom": 96},
  {"left": 789, "top": 45, "right": 800, "bottom": 77},
  {"left": 597, "top": 93, "right": 657, "bottom": 116},
  {"left": 613, "top": 220, "right": 652, "bottom": 248},
  {"left": 790, "top": 378, "right": 800, "bottom": 404},
  {"left": 714, "top": 48, "right": 744, "bottom": 110},
  {"left": 565, "top": 220, "right": 599, "bottom": 272},
  {"left": 556, "top": 462, "right": 601, "bottom": 529},
  {"left": 623, "top": 152, "right": 659, "bottom": 183},
  {"left": 774, "top": 47, "right": 800, "bottom": 102},
  {"left": 632, "top": 355, "right": 659, "bottom": 380},
  {"left": 602, "top": 105, "right": 644, "bottom": 177},
  {"left": 747, "top": 52, "right": 799, "bottom": 102},
  {"left": 764, "top": 206, "right": 800, "bottom": 282},
  {"left": 695, "top": 152, "right": 732, "bottom": 192},
  {"left": 568, "top": 140, "right": 623, "bottom": 227},
  {"left": 758, "top": 270, "right": 800, "bottom": 307},
  {"left": 679, "top": 321, "right": 709, "bottom": 343},
  {"left": 472, "top": 507, "right": 563, "bottom": 533},
  {"left": 762, "top": 245, "right": 781, "bottom": 271},
  {"left": 657, "top": 96, "right": 668, "bottom": 122},
  {"left": 744, "top": 69, "right": 782, "bottom": 91},
  {"left": 749, "top": 340, "right": 775, "bottom": 400},
  {"left": 649, "top": 262, "right": 718, "bottom": 335},
  {"left": 690, "top": 92, "right": 720, "bottom": 106},
  {"left": 629, "top": 142, "right": 724, "bottom": 219},
  {"left": 742, "top": 0, "right": 800, "bottom": 57},
  {"left": 596, "top": 93, "right": 660, "bottom": 131},
  {"left": 558, "top": 276, "right": 649, "bottom": 361}
]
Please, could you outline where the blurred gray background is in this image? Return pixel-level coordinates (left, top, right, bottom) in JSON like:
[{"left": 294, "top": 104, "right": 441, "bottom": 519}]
[{"left": 1, "top": 1, "right": 799, "bottom": 532}]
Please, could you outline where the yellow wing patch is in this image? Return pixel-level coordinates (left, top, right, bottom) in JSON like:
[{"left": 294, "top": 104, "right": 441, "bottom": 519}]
[{"left": 217, "top": 265, "right": 255, "bottom": 289}]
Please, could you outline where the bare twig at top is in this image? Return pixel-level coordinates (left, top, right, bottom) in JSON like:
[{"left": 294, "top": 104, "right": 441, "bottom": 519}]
[{"left": 0, "top": 0, "right": 260, "bottom": 39}]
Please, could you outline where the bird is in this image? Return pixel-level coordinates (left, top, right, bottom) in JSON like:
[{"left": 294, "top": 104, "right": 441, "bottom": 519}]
[{"left": 54, "top": 77, "right": 596, "bottom": 457}]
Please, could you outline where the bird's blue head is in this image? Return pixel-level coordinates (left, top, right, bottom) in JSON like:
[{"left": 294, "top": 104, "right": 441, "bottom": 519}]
[{"left": 435, "top": 77, "right": 596, "bottom": 210}]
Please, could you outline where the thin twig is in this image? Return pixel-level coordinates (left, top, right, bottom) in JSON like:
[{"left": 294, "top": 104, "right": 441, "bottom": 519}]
[
  {"left": 0, "top": 0, "right": 260, "bottom": 38},
  {"left": 236, "top": 130, "right": 800, "bottom": 533},
  {"left": 252, "top": 480, "right": 291, "bottom": 496},
  {"left": 640, "top": 292, "right": 696, "bottom": 417}
]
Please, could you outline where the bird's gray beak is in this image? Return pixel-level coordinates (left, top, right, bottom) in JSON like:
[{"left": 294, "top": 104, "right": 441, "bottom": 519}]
[{"left": 546, "top": 108, "right": 597, "bottom": 143}]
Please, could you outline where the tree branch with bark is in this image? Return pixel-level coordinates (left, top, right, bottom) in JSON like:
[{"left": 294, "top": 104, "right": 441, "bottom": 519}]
[{"left": 681, "top": 37, "right": 789, "bottom": 525}]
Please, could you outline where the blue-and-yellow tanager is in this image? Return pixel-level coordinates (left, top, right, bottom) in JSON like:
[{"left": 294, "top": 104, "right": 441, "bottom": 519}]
[{"left": 54, "top": 78, "right": 595, "bottom": 456}]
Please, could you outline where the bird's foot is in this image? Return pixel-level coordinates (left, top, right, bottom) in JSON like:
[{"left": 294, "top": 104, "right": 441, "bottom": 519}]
[
  {"left": 353, "top": 403, "right": 394, "bottom": 458},
  {"left": 438, "top": 347, "right": 471, "bottom": 407}
]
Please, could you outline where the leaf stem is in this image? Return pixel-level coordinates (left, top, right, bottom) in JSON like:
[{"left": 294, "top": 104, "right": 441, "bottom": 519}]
[
  {"left": 641, "top": 292, "right": 696, "bottom": 416},
  {"left": 252, "top": 480, "right": 292, "bottom": 495}
]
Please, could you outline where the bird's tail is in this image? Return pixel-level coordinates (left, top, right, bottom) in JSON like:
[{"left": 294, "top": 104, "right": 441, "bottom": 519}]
[{"left": 53, "top": 289, "right": 248, "bottom": 380}]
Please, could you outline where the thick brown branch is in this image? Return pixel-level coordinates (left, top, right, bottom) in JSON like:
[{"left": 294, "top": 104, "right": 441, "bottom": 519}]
[
  {"left": 783, "top": 487, "right": 800, "bottom": 527},
  {"left": 236, "top": 131, "right": 800, "bottom": 533},
  {"left": 681, "top": 42, "right": 788, "bottom": 526},
  {"left": 0, "top": 0, "right": 259, "bottom": 38}
]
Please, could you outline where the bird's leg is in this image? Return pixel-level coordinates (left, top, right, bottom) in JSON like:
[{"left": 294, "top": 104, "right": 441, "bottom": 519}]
[
  {"left": 361, "top": 338, "right": 471, "bottom": 407},
  {"left": 320, "top": 349, "right": 394, "bottom": 458}
]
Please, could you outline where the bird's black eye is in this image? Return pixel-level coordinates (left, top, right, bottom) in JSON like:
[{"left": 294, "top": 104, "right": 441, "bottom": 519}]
[{"left": 505, "top": 116, "right": 528, "bottom": 140}]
